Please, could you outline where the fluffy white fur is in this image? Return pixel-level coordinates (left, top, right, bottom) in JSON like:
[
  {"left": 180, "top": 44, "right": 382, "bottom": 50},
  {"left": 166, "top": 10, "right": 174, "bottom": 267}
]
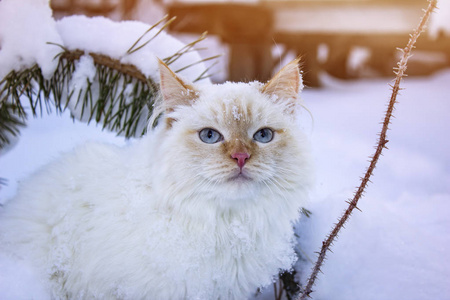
[{"left": 0, "top": 60, "right": 313, "bottom": 299}]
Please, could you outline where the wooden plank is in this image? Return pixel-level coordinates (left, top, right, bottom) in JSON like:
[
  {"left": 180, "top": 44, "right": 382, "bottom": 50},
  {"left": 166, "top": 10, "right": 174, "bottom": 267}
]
[
  {"left": 168, "top": 4, "right": 274, "bottom": 82},
  {"left": 167, "top": 1, "right": 449, "bottom": 85},
  {"left": 268, "top": 3, "right": 424, "bottom": 34},
  {"left": 169, "top": 4, "right": 273, "bottom": 42}
]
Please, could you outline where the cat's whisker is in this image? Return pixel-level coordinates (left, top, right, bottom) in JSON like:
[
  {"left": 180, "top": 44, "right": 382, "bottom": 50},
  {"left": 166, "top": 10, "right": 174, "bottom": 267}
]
[
  {"left": 183, "top": 171, "right": 228, "bottom": 199},
  {"left": 274, "top": 166, "right": 299, "bottom": 176},
  {"left": 273, "top": 174, "right": 294, "bottom": 190},
  {"left": 264, "top": 177, "right": 285, "bottom": 197},
  {"left": 197, "top": 178, "right": 216, "bottom": 195},
  {"left": 201, "top": 165, "right": 233, "bottom": 179},
  {"left": 261, "top": 180, "right": 276, "bottom": 197},
  {"left": 184, "top": 175, "right": 213, "bottom": 198},
  {"left": 247, "top": 164, "right": 272, "bottom": 176},
  {"left": 272, "top": 175, "right": 297, "bottom": 191}
]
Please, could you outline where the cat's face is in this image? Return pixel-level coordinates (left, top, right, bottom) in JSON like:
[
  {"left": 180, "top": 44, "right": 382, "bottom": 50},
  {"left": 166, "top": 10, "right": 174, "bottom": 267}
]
[{"left": 156, "top": 59, "right": 310, "bottom": 205}]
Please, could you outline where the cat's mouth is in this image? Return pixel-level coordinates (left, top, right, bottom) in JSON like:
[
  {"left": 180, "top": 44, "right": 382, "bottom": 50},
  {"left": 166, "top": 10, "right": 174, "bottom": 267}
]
[{"left": 227, "top": 171, "right": 252, "bottom": 183}]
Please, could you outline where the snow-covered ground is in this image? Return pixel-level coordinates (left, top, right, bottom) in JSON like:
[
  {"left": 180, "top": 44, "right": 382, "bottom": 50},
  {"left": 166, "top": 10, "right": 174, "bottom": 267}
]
[
  {"left": 297, "top": 71, "right": 450, "bottom": 300},
  {"left": 1, "top": 69, "right": 449, "bottom": 299}
]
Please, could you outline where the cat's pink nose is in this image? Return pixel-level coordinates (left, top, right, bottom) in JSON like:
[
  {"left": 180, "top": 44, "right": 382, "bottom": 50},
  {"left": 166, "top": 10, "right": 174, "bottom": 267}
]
[{"left": 231, "top": 152, "right": 250, "bottom": 169}]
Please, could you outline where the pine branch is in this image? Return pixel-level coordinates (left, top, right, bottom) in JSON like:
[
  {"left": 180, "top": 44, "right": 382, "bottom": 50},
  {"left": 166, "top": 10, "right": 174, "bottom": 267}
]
[
  {"left": 61, "top": 50, "right": 149, "bottom": 83},
  {"left": 0, "top": 19, "right": 218, "bottom": 149},
  {"left": 127, "top": 15, "right": 177, "bottom": 55},
  {"left": 297, "top": 1, "right": 437, "bottom": 299},
  {"left": 0, "top": 51, "right": 155, "bottom": 147}
]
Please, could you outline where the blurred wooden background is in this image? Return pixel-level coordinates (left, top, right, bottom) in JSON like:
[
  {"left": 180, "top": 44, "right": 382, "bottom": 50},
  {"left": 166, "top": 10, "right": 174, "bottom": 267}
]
[{"left": 50, "top": 0, "right": 450, "bottom": 86}]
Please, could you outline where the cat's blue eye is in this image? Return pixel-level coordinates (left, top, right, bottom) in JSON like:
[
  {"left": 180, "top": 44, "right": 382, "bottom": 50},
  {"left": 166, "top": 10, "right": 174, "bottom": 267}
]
[
  {"left": 199, "top": 128, "right": 223, "bottom": 144},
  {"left": 253, "top": 128, "right": 274, "bottom": 143}
]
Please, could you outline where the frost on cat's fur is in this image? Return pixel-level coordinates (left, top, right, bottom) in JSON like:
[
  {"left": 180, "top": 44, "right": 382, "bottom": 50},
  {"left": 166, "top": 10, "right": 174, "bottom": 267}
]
[{"left": 0, "top": 59, "right": 313, "bottom": 299}]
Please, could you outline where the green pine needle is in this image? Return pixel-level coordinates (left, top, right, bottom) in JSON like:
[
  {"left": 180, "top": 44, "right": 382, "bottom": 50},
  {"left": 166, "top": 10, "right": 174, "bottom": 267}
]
[{"left": 0, "top": 27, "right": 218, "bottom": 149}]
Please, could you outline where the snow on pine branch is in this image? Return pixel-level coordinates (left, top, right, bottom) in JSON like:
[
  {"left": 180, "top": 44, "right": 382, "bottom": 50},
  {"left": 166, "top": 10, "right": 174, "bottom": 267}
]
[{"left": 0, "top": 0, "right": 215, "bottom": 149}]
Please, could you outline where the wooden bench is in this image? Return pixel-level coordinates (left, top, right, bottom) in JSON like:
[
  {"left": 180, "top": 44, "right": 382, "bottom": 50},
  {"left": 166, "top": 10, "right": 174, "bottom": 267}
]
[{"left": 168, "top": 0, "right": 450, "bottom": 86}]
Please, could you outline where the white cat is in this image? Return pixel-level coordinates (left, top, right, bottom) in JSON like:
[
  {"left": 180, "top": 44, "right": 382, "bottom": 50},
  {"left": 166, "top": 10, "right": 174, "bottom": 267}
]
[{"left": 0, "top": 59, "right": 313, "bottom": 299}]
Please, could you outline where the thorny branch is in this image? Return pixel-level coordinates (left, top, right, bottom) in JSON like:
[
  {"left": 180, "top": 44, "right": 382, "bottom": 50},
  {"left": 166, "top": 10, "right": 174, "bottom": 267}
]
[{"left": 297, "top": 0, "right": 438, "bottom": 299}]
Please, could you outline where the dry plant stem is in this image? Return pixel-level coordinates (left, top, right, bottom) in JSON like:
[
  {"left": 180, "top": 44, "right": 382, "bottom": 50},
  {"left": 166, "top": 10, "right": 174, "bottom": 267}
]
[{"left": 298, "top": 1, "right": 437, "bottom": 299}]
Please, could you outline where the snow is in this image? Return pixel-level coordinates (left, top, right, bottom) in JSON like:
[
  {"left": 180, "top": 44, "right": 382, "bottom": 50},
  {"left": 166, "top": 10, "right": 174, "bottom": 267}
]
[
  {"left": 1, "top": 69, "right": 449, "bottom": 299},
  {"left": 294, "top": 71, "right": 450, "bottom": 300},
  {"left": 70, "top": 54, "right": 96, "bottom": 91},
  {"left": 0, "top": 0, "right": 209, "bottom": 84},
  {"left": 0, "top": 0, "right": 62, "bottom": 79},
  {"left": 232, "top": 105, "right": 242, "bottom": 121},
  {"left": 0, "top": 0, "right": 211, "bottom": 144},
  {"left": 56, "top": 15, "right": 208, "bottom": 81},
  {"left": 0, "top": 112, "right": 128, "bottom": 202},
  {"left": 0, "top": 253, "right": 49, "bottom": 299}
]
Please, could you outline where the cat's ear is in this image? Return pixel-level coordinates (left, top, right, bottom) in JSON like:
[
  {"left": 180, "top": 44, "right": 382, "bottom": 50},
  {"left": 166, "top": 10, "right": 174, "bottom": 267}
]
[
  {"left": 262, "top": 58, "right": 303, "bottom": 113},
  {"left": 158, "top": 59, "right": 198, "bottom": 112}
]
